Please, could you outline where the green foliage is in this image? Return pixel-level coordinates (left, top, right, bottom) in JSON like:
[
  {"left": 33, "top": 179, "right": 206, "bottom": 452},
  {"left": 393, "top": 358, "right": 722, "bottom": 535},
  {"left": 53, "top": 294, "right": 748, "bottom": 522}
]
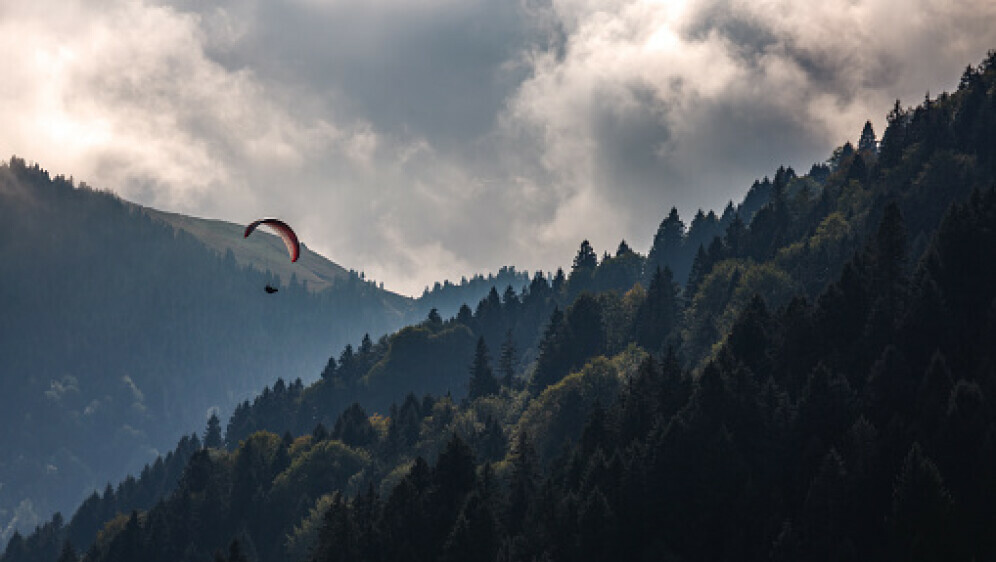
[
  {"left": 590, "top": 243, "right": 645, "bottom": 294},
  {"left": 272, "top": 441, "right": 371, "bottom": 502},
  {"left": 468, "top": 337, "right": 499, "bottom": 400},
  {"left": 362, "top": 324, "right": 476, "bottom": 402},
  {"left": 517, "top": 347, "right": 646, "bottom": 463},
  {"left": 530, "top": 293, "right": 608, "bottom": 393},
  {"left": 683, "top": 259, "right": 797, "bottom": 363},
  {"left": 647, "top": 207, "right": 688, "bottom": 282},
  {"left": 332, "top": 404, "right": 376, "bottom": 448},
  {"left": 633, "top": 267, "right": 680, "bottom": 354}
]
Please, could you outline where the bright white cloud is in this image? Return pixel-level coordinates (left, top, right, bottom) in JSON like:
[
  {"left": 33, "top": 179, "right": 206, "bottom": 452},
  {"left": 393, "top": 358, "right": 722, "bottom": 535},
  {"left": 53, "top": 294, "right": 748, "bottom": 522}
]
[{"left": 2, "top": 0, "right": 994, "bottom": 295}]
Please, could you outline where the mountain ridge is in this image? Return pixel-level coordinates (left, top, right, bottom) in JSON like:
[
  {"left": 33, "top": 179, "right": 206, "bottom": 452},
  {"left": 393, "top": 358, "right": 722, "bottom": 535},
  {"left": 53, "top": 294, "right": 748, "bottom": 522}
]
[{"left": 142, "top": 207, "right": 353, "bottom": 292}]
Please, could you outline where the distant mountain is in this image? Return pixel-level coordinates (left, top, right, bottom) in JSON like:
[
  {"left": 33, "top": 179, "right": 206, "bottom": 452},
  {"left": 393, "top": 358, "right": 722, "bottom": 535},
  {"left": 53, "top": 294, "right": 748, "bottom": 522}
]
[
  {"left": 140, "top": 208, "right": 348, "bottom": 294},
  {"left": 0, "top": 160, "right": 413, "bottom": 540}
]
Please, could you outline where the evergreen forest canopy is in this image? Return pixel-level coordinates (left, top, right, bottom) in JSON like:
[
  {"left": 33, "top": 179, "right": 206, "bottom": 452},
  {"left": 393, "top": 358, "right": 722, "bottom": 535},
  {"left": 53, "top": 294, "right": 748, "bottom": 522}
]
[{"left": 5, "top": 49, "right": 996, "bottom": 562}]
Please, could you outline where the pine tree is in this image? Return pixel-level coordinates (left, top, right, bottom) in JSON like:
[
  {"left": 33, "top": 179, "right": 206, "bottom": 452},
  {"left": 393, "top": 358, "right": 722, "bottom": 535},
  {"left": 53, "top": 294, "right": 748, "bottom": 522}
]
[
  {"left": 456, "top": 304, "right": 473, "bottom": 325},
  {"left": 527, "top": 271, "right": 551, "bottom": 303},
  {"left": 312, "top": 422, "right": 329, "bottom": 442},
  {"left": 863, "top": 202, "right": 909, "bottom": 349},
  {"left": 616, "top": 240, "right": 633, "bottom": 256},
  {"left": 498, "top": 330, "right": 517, "bottom": 387},
  {"left": 440, "top": 492, "right": 498, "bottom": 562},
  {"left": 858, "top": 120, "right": 878, "bottom": 154},
  {"left": 569, "top": 240, "right": 598, "bottom": 294},
  {"left": 338, "top": 344, "right": 356, "bottom": 380},
  {"left": 889, "top": 443, "right": 956, "bottom": 560},
  {"left": 469, "top": 337, "right": 499, "bottom": 399},
  {"left": 531, "top": 307, "right": 566, "bottom": 393},
  {"left": 56, "top": 540, "right": 76, "bottom": 562},
  {"left": 203, "top": 413, "right": 223, "bottom": 449},
  {"left": 879, "top": 99, "right": 908, "bottom": 166},
  {"left": 505, "top": 432, "right": 539, "bottom": 536},
  {"left": 427, "top": 308, "right": 443, "bottom": 327},
  {"left": 502, "top": 285, "right": 518, "bottom": 306},
  {"left": 572, "top": 240, "right": 598, "bottom": 272},
  {"left": 578, "top": 487, "right": 616, "bottom": 562},
  {"left": 846, "top": 153, "right": 868, "bottom": 183},
  {"left": 634, "top": 266, "right": 679, "bottom": 353},
  {"left": 802, "top": 449, "right": 849, "bottom": 560},
  {"left": 647, "top": 207, "right": 687, "bottom": 281},
  {"left": 551, "top": 268, "right": 566, "bottom": 293},
  {"left": 429, "top": 435, "right": 478, "bottom": 556},
  {"left": 685, "top": 244, "right": 711, "bottom": 296},
  {"left": 320, "top": 355, "right": 337, "bottom": 381},
  {"left": 724, "top": 214, "right": 747, "bottom": 258},
  {"left": 870, "top": 202, "right": 909, "bottom": 294},
  {"left": 332, "top": 403, "right": 375, "bottom": 447}
]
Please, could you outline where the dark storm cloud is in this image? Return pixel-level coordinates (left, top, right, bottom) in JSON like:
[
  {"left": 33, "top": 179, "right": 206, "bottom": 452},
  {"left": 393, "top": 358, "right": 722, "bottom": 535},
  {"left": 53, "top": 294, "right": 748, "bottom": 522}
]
[
  {"left": 3, "top": 0, "right": 996, "bottom": 294},
  {"left": 187, "top": 0, "right": 544, "bottom": 149}
]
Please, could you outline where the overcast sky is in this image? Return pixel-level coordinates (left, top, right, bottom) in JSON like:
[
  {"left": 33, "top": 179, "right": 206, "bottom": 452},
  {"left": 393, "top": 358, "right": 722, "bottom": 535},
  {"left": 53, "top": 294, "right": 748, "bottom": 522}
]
[{"left": 3, "top": 0, "right": 995, "bottom": 295}]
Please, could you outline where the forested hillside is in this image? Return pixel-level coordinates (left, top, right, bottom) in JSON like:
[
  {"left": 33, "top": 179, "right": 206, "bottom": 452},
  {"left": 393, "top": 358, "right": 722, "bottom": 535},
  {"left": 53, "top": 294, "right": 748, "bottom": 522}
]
[
  {"left": 0, "top": 162, "right": 415, "bottom": 539},
  {"left": 6, "top": 51, "right": 996, "bottom": 562}
]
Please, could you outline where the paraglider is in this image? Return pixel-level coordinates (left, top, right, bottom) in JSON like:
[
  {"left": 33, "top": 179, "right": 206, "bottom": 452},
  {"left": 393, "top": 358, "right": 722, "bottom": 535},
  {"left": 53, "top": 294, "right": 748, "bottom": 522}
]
[
  {"left": 244, "top": 218, "right": 300, "bottom": 294},
  {"left": 244, "top": 218, "right": 300, "bottom": 262}
]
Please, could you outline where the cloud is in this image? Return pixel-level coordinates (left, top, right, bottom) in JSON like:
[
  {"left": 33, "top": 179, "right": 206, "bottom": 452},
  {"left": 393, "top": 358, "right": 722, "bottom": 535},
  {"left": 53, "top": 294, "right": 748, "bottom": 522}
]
[
  {"left": 2, "top": 0, "right": 995, "bottom": 295},
  {"left": 501, "top": 0, "right": 996, "bottom": 251}
]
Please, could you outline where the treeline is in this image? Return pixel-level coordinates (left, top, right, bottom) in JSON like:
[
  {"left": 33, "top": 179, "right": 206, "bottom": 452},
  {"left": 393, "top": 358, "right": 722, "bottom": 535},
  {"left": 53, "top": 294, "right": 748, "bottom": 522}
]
[{"left": 414, "top": 266, "right": 532, "bottom": 322}]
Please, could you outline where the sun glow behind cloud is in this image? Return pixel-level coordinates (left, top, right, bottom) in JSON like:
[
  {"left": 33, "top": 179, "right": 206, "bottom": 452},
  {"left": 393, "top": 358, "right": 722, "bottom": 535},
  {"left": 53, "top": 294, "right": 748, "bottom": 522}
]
[{"left": 2, "top": 0, "right": 995, "bottom": 295}]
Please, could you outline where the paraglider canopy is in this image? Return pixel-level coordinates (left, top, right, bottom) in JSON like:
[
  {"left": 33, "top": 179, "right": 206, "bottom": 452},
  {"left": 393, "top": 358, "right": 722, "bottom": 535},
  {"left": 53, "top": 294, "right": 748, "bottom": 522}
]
[{"left": 244, "top": 218, "right": 300, "bottom": 262}]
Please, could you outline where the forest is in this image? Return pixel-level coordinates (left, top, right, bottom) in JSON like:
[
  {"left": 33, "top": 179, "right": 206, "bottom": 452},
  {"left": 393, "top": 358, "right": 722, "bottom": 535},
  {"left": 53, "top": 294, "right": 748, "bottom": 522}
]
[{"left": 4, "top": 50, "right": 996, "bottom": 561}]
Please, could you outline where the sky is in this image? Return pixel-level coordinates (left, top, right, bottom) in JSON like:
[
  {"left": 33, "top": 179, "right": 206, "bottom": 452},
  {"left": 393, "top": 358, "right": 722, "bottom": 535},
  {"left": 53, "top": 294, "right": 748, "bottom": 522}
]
[{"left": 2, "top": 0, "right": 995, "bottom": 296}]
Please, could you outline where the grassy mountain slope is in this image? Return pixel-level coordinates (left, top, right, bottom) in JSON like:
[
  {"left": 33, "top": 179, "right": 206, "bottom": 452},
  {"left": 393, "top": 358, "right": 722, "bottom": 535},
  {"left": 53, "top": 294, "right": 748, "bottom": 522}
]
[{"left": 143, "top": 209, "right": 347, "bottom": 293}]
